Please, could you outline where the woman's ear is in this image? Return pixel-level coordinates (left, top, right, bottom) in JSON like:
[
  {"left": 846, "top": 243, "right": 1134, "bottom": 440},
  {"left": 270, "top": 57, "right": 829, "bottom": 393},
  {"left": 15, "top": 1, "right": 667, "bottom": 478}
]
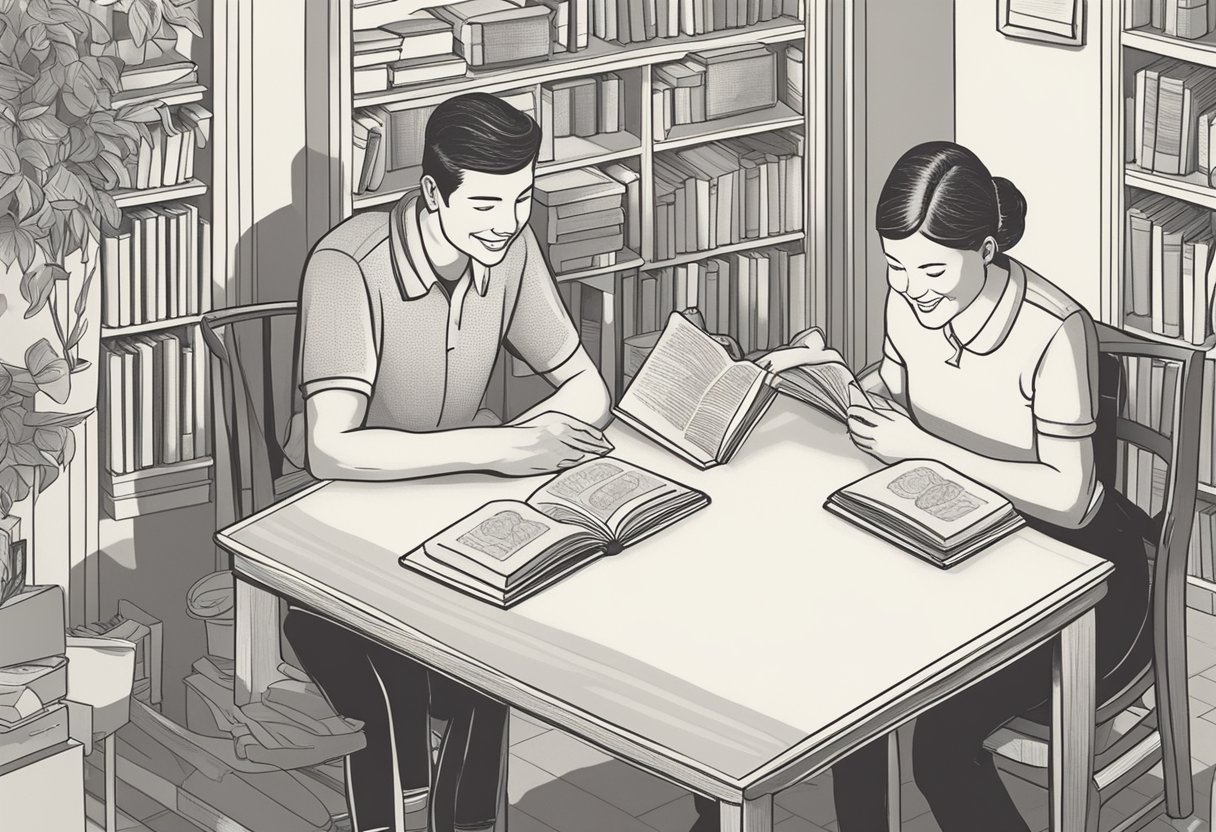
[
  {"left": 421, "top": 175, "right": 442, "bottom": 212},
  {"left": 980, "top": 236, "right": 998, "bottom": 265}
]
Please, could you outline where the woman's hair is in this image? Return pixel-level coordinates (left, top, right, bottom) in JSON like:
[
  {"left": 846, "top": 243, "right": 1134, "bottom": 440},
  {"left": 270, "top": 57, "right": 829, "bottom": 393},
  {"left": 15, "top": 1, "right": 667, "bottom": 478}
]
[
  {"left": 875, "top": 141, "right": 1027, "bottom": 253},
  {"left": 422, "top": 92, "right": 543, "bottom": 201}
]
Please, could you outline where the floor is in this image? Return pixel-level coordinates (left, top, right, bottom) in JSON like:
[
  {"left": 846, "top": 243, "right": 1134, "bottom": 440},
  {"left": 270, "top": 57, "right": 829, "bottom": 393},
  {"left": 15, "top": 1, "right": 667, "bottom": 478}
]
[{"left": 88, "top": 608, "right": 1216, "bottom": 832}]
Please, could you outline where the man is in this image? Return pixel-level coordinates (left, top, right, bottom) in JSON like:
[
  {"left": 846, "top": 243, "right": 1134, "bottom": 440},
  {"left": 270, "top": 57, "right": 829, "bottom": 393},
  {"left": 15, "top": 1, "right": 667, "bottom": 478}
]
[{"left": 284, "top": 92, "right": 614, "bottom": 832}]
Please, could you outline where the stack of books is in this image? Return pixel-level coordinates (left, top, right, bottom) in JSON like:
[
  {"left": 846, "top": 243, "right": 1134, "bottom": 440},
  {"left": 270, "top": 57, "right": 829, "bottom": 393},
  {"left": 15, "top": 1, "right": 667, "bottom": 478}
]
[
  {"left": 653, "top": 132, "right": 804, "bottom": 259},
  {"left": 591, "top": 0, "right": 804, "bottom": 43},
  {"left": 353, "top": 11, "right": 467, "bottom": 93},
  {"left": 1126, "top": 0, "right": 1216, "bottom": 39},
  {"left": 620, "top": 242, "right": 806, "bottom": 384},
  {"left": 354, "top": 88, "right": 538, "bottom": 193},
  {"left": 102, "top": 329, "right": 211, "bottom": 476},
  {"left": 429, "top": 0, "right": 554, "bottom": 68},
  {"left": 652, "top": 46, "right": 777, "bottom": 140},
  {"left": 1124, "top": 193, "right": 1216, "bottom": 346},
  {"left": 102, "top": 208, "right": 211, "bottom": 328},
  {"left": 117, "top": 50, "right": 198, "bottom": 97},
  {"left": 531, "top": 167, "right": 628, "bottom": 273},
  {"left": 116, "top": 103, "right": 210, "bottom": 190},
  {"left": 0, "top": 586, "right": 69, "bottom": 770},
  {"left": 1132, "top": 58, "right": 1216, "bottom": 179},
  {"left": 541, "top": 75, "right": 626, "bottom": 146}
]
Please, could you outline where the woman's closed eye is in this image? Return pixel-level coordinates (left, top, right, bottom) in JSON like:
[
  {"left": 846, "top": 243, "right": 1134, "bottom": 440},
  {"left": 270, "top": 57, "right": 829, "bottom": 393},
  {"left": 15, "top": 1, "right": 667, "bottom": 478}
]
[{"left": 925, "top": 270, "right": 945, "bottom": 279}]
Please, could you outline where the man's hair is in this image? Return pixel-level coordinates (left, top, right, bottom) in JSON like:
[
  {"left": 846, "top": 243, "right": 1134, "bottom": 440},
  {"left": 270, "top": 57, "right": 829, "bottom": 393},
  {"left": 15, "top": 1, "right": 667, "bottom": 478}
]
[{"left": 422, "top": 92, "right": 542, "bottom": 201}]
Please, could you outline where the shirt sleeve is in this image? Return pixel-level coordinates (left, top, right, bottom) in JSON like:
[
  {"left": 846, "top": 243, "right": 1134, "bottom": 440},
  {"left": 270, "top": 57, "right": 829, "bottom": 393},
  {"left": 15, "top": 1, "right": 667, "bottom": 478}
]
[
  {"left": 882, "top": 291, "right": 907, "bottom": 365},
  {"left": 297, "top": 248, "right": 378, "bottom": 400},
  {"left": 504, "top": 227, "right": 582, "bottom": 375},
  {"left": 1032, "top": 311, "right": 1099, "bottom": 439}
]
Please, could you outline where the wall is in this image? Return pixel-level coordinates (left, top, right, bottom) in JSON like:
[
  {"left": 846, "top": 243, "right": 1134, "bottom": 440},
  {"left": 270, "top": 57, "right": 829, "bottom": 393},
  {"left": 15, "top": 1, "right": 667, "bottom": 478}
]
[{"left": 954, "top": 2, "right": 1103, "bottom": 315}]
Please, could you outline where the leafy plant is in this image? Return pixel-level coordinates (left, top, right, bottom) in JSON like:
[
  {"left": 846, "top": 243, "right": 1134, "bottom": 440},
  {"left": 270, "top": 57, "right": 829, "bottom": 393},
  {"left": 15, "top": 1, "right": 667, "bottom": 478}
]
[
  {"left": 0, "top": 0, "right": 201, "bottom": 371},
  {"left": 0, "top": 338, "right": 92, "bottom": 517}
]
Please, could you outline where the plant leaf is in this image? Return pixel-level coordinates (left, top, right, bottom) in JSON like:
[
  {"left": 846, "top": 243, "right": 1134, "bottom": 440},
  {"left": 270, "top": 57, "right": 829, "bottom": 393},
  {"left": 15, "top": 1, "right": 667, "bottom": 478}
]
[
  {"left": 0, "top": 468, "right": 27, "bottom": 506},
  {"left": 23, "top": 408, "right": 91, "bottom": 429},
  {"left": 33, "top": 425, "right": 65, "bottom": 453},
  {"left": 95, "top": 189, "right": 120, "bottom": 232},
  {"left": 0, "top": 487, "right": 11, "bottom": 518},
  {"left": 128, "top": 0, "right": 152, "bottom": 46},
  {"left": 18, "top": 264, "right": 62, "bottom": 320},
  {"left": 61, "top": 427, "right": 75, "bottom": 466},
  {"left": 65, "top": 312, "right": 87, "bottom": 350},
  {"left": 20, "top": 112, "right": 68, "bottom": 144},
  {"left": 0, "top": 365, "right": 10, "bottom": 398},
  {"left": 162, "top": 0, "right": 203, "bottom": 36},
  {"left": 16, "top": 138, "right": 52, "bottom": 170},
  {"left": 36, "top": 459, "right": 59, "bottom": 493},
  {"left": 24, "top": 338, "right": 71, "bottom": 404}
]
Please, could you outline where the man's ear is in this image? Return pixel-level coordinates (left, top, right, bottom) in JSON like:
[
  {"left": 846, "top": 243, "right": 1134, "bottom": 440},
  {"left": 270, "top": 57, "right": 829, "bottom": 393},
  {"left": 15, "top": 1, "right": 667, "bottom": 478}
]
[
  {"left": 981, "top": 236, "right": 998, "bottom": 265},
  {"left": 421, "top": 175, "right": 442, "bottom": 211}
]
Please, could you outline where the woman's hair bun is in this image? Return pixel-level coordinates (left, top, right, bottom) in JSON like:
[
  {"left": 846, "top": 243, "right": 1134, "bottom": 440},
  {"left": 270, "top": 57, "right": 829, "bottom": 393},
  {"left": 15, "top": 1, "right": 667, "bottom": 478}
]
[{"left": 991, "top": 175, "right": 1027, "bottom": 252}]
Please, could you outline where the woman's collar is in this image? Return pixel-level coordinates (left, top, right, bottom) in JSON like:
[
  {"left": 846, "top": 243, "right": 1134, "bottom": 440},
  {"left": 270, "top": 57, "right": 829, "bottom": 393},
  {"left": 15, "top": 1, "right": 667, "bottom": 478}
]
[{"left": 947, "top": 257, "right": 1026, "bottom": 356}]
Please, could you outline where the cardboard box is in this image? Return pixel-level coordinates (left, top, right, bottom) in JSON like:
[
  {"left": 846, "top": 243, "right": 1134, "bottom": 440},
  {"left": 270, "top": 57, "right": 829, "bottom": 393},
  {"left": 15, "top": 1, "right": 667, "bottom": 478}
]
[
  {"left": 0, "top": 586, "right": 65, "bottom": 669},
  {"left": 0, "top": 739, "right": 84, "bottom": 831}
]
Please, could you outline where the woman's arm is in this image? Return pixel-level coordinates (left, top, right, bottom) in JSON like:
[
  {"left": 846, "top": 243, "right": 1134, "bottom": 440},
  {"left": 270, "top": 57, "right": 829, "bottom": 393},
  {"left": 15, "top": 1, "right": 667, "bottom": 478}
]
[{"left": 846, "top": 407, "right": 1099, "bottom": 529}]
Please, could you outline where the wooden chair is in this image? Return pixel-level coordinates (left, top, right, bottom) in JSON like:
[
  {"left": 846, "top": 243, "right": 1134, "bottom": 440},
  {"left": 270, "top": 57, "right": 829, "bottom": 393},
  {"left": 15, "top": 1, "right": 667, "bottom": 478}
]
[
  {"left": 982, "top": 322, "right": 1206, "bottom": 832},
  {"left": 200, "top": 301, "right": 313, "bottom": 524}
]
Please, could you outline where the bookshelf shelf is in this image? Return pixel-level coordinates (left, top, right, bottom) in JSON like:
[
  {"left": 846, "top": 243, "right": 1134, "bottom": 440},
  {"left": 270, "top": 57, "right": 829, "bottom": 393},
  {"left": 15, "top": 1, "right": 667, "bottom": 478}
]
[
  {"left": 101, "top": 315, "right": 205, "bottom": 340},
  {"left": 1123, "top": 25, "right": 1216, "bottom": 68},
  {"left": 352, "top": 132, "right": 644, "bottom": 211},
  {"left": 554, "top": 249, "right": 644, "bottom": 282},
  {"left": 1125, "top": 164, "right": 1216, "bottom": 211},
  {"left": 655, "top": 102, "right": 804, "bottom": 151},
  {"left": 112, "top": 180, "right": 208, "bottom": 209},
  {"left": 1201, "top": 482, "right": 1216, "bottom": 503},
  {"left": 352, "top": 18, "right": 806, "bottom": 109},
  {"left": 1121, "top": 315, "right": 1216, "bottom": 354},
  {"left": 648, "top": 231, "right": 805, "bottom": 270}
]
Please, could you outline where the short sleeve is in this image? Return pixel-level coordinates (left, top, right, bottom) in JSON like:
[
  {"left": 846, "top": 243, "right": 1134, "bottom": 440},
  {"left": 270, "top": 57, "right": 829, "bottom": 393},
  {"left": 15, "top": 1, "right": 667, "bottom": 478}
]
[
  {"left": 297, "top": 248, "right": 378, "bottom": 400},
  {"left": 883, "top": 291, "right": 909, "bottom": 365},
  {"left": 1032, "top": 311, "right": 1099, "bottom": 439},
  {"left": 504, "top": 228, "right": 581, "bottom": 375}
]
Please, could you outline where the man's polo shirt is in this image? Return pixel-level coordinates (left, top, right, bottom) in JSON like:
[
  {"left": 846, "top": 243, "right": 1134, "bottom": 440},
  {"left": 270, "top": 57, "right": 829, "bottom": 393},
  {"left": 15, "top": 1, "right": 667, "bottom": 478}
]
[
  {"left": 882, "top": 256, "right": 1105, "bottom": 523},
  {"left": 288, "top": 197, "right": 580, "bottom": 464}
]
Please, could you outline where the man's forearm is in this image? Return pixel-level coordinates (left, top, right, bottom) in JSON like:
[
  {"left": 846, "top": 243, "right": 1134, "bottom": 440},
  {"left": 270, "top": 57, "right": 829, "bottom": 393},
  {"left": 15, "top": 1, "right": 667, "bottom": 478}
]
[
  {"left": 513, "top": 365, "right": 613, "bottom": 429},
  {"left": 309, "top": 425, "right": 508, "bottom": 481}
]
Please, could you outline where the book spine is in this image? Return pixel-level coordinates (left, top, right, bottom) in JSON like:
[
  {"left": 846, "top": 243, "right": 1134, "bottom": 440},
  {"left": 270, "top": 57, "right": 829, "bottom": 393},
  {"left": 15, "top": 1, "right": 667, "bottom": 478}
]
[
  {"left": 160, "top": 334, "right": 180, "bottom": 464},
  {"left": 103, "top": 234, "right": 121, "bottom": 328},
  {"left": 1144, "top": 66, "right": 1164, "bottom": 172},
  {"left": 121, "top": 345, "right": 136, "bottom": 473},
  {"left": 1164, "top": 228, "right": 1184, "bottom": 338},
  {"left": 117, "top": 231, "right": 132, "bottom": 328},
  {"left": 1155, "top": 74, "right": 1184, "bottom": 175},
  {"left": 107, "top": 349, "right": 124, "bottom": 473}
]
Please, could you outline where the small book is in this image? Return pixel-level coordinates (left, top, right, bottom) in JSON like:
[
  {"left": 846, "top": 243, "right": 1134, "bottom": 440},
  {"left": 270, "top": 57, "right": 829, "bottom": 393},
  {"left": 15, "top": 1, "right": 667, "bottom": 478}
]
[
  {"left": 400, "top": 458, "right": 708, "bottom": 606},
  {"left": 388, "top": 54, "right": 468, "bottom": 87},
  {"left": 825, "top": 460, "right": 1025, "bottom": 568}
]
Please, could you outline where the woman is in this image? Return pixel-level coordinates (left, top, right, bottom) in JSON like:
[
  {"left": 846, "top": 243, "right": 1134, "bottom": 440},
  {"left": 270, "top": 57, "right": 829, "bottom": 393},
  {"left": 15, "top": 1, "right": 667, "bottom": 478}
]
[{"left": 692, "top": 140, "right": 1151, "bottom": 832}]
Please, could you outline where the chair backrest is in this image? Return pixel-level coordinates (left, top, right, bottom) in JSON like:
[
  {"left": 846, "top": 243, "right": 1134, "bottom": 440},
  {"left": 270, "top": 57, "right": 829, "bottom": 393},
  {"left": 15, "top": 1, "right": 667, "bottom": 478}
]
[
  {"left": 1091, "top": 322, "right": 1205, "bottom": 774},
  {"left": 200, "top": 302, "right": 309, "bottom": 523}
]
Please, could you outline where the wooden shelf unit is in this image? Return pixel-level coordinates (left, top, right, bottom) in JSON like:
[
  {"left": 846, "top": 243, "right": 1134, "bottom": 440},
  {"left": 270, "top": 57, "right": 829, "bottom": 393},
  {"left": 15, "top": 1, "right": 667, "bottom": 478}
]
[{"left": 1105, "top": 10, "right": 1216, "bottom": 606}]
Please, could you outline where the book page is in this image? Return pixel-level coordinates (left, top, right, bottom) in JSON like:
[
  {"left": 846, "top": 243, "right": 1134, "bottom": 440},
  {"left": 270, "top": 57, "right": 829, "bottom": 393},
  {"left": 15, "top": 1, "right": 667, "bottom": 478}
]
[
  {"left": 426, "top": 501, "right": 597, "bottom": 579},
  {"left": 618, "top": 314, "right": 765, "bottom": 461},
  {"left": 531, "top": 458, "right": 670, "bottom": 533}
]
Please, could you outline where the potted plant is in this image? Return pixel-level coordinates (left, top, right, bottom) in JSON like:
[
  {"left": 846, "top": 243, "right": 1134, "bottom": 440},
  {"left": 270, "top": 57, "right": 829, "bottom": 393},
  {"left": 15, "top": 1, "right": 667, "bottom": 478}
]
[{"left": 0, "top": 0, "right": 200, "bottom": 599}]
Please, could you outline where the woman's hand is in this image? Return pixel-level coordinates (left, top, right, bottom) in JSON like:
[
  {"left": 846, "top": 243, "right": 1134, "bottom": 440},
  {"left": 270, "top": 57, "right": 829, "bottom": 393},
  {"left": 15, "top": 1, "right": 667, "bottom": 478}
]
[{"left": 846, "top": 404, "right": 941, "bottom": 464}]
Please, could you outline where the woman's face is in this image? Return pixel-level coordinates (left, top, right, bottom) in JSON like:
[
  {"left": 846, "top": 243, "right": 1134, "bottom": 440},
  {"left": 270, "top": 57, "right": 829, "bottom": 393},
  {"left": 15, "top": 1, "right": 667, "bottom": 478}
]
[{"left": 881, "top": 231, "right": 992, "bottom": 330}]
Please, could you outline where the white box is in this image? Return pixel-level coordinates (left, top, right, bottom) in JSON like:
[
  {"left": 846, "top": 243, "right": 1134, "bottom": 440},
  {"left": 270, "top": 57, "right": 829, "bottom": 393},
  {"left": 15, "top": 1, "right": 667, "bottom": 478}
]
[{"left": 0, "top": 739, "right": 84, "bottom": 832}]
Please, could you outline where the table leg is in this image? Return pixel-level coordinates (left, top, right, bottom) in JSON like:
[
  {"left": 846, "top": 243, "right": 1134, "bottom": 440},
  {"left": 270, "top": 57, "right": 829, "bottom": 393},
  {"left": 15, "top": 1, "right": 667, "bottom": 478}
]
[
  {"left": 887, "top": 731, "right": 901, "bottom": 832},
  {"left": 1050, "top": 609, "right": 1096, "bottom": 832},
  {"left": 234, "top": 578, "right": 285, "bottom": 706},
  {"left": 720, "top": 795, "right": 773, "bottom": 832}
]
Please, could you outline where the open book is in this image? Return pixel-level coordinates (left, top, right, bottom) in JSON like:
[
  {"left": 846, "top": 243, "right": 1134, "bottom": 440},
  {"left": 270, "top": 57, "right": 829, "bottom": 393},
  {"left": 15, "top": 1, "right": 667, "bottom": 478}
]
[
  {"left": 399, "top": 458, "right": 708, "bottom": 607},
  {"left": 825, "top": 460, "right": 1025, "bottom": 567},
  {"left": 616, "top": 313, "right": 875, "bottom": 468}
]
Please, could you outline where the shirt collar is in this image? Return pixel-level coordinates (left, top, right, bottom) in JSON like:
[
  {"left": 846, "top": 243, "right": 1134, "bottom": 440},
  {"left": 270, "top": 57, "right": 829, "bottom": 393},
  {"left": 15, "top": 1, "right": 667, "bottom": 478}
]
[
  {"left": 946, "top": 256, "right": 1026, "bottom": 357},
  {"left": 389, "top": 196, "right": 490, "bottom": 301}
]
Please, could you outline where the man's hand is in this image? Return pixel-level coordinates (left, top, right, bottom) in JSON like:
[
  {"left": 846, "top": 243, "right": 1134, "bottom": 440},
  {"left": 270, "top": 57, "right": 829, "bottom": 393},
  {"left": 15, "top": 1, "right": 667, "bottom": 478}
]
[
  {"left": 846, "top": 404, "right": 940, "bottom": 465},
  {"left": 492, "top": 411, "right": 614, "bottom": 477}
]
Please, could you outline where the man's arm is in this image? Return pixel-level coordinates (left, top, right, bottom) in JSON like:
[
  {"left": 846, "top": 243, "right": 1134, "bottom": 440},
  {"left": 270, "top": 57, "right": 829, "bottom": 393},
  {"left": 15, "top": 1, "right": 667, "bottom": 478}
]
[
  {"left": 305, "top": 389, "right": 612, "bottom": 482},
  {"left": 510, "top": 345, "right": 613, "bottom": 429}
]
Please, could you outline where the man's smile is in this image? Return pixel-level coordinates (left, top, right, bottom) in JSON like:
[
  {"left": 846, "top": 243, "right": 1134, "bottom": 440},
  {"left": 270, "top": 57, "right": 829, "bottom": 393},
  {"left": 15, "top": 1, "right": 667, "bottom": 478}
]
[{"left": 473, "top": 232, "right": 512, "bottom": 252}]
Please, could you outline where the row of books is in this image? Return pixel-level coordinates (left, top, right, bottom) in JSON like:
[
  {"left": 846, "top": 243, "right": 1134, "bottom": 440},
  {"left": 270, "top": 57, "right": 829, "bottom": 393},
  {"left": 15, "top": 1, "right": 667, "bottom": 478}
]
[
  {"left": 654, "top": 132, "right": 804, "bottom": 259},
  {"left": 0, "top": 586, "right": 68, "bottom": 771},
  {"left": 589, "top": 0, "right": 803, "bottom": 44},
  {"left": 1125, "top": 0, "right": 1216, "bottom": 40},
  {"left": 621, "top": 242, "right": 807, "bottom": 384},
  {"left": 1124, "top": 195, "right": 1216, "bottom": 346},
  {"left": 103, "top": 330, "right": 210, "bottom": 475},
  {"left": 532, "top": 163, "right": 640, "bottom": 273},
  {"left": 1131, "top": 58, "right": 1216, "bottom": 179},
  {"left": 114, "top": 104, "right": 211, "bottom": 191},
  {"left": 354, "top": 88, "right": 538, "bottom": 194},
  {"left": 543, "top": 75, "right": 628, "bottom": 142},
  {"left": 652, "top": 45, "right": 777, "bottom": 140},
  {"left": 101, "top": 205, "right": 212, "bottom": 329}
]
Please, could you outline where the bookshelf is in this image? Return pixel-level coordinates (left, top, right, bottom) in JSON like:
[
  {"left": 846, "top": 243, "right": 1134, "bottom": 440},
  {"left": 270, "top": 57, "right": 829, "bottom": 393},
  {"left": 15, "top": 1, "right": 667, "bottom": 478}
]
[
  {"left": 112, "top": 180, "right": 209, "bottom": 210},
  {"left": 308, "top": 0, "right": 824, "bottom": 417},
  {"left": 1103, "top": 7, "right": 1216, "bottom": 612}
]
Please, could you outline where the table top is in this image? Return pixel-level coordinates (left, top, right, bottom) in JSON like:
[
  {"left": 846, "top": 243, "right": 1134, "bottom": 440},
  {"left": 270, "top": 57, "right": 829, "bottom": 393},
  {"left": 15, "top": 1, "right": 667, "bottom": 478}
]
[{"left": 217, "top": 399, "right": 1112, "bottom": 800}]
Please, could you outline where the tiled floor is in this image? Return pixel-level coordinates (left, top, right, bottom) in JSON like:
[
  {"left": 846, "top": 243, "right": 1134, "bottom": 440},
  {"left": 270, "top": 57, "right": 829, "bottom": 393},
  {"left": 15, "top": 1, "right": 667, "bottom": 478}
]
[{"left": 95, "top": 608, "right": 1216, "bottom": 832}]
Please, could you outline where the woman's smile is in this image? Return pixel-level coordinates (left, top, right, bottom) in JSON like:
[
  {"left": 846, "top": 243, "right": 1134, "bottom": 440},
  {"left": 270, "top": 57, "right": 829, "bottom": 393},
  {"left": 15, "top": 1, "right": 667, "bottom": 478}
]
[{"left": 910, "top": 294, "right": 944, "bottom": 313}]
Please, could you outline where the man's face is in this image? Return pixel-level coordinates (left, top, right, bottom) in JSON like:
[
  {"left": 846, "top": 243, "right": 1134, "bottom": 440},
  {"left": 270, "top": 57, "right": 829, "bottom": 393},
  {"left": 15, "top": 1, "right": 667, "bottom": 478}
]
[{"left": 429, "top": 166, "right": 536, "bottom": 267}]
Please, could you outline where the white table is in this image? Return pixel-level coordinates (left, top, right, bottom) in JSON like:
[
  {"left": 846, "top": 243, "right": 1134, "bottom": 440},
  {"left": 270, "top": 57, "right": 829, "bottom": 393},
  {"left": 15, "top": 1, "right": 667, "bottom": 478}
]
[{"left": 216, "top": 399, "right": 1111, "bottom": 831}]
